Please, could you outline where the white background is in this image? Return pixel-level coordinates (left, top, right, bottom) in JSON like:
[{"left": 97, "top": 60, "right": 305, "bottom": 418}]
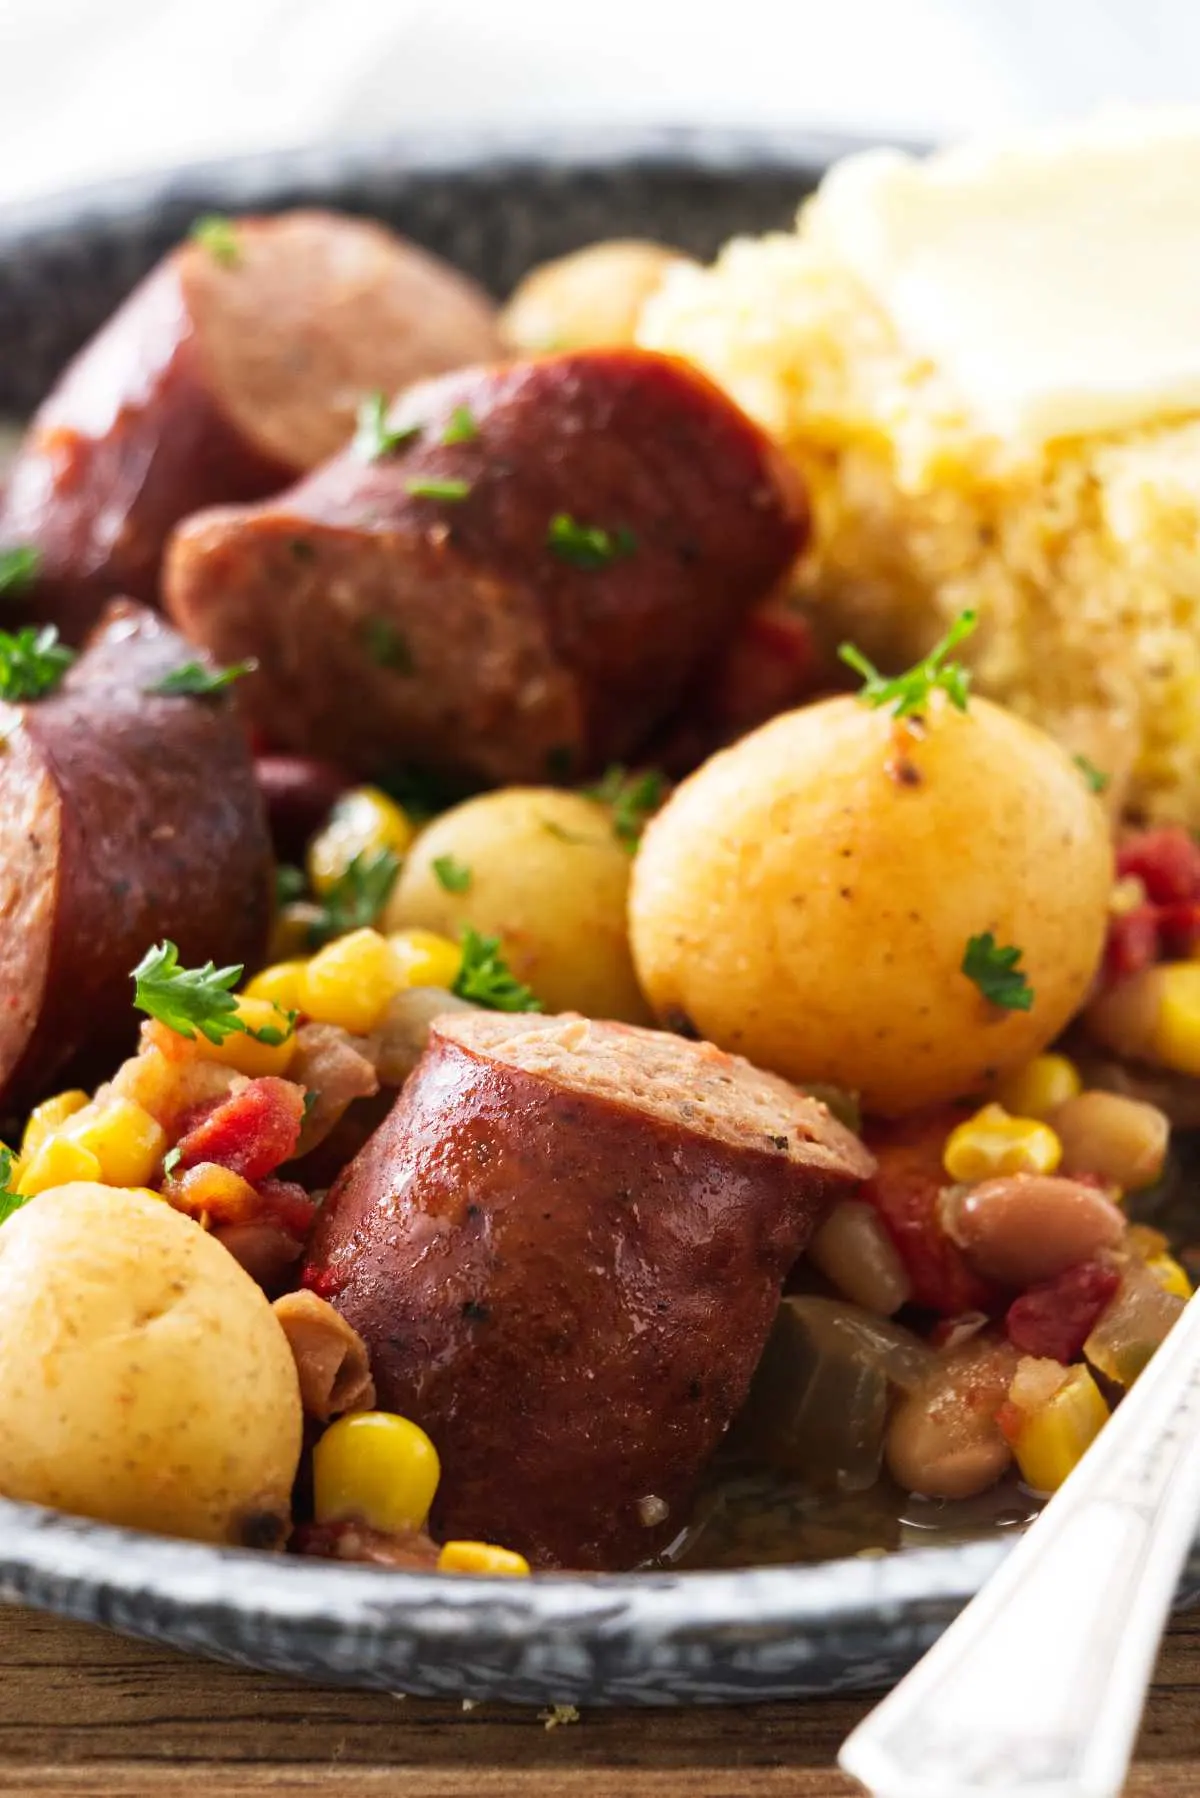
[{"left": 0, "top": 0, "right": 1196, "bottom": 205}]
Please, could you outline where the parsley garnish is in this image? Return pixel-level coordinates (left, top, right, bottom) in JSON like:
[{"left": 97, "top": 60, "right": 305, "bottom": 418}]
[
  {"left": 275, "top": 864, "right": 306, "bottom": 907},
  {"left": 585, "top": 764, "right": 666, "bottom": 850},
  {"left": 962, "top": 932, "right": 1035, "bottom": 1012},
  {"left": 0, "top": 545, "right": 39, "bottom": 596},
  {"left": 453, "top": 928, "right": 540, "bottom": 1012},
  {"left": 362, "top": 617, "right": 414, "bottom": 673},
  {"left": 0, "top": 1148, "right": 26, "bottom": 1226},
  {"left": 0, "top": 625, "right": 74, "bottom": 701},
  {"left": 162, "top": 1145, "right": 182, "bottom": 1179},
  {"left": 441, "top": 405, "right": 479, "bottom": 445},
  {"left": 353, "top": 391, "right": 421, "bottom": 462},
  {"left": 190, "top": 214, "right": 241, "bottom": 267},
  {"left": 547, "top": 513, "right": 637, "bottom": 571},
  {"left": 146, "top": 658, "right": 256, "bottom": 699},
  {"left": 305, "top": 849, "right": 401, "bottom": 948},
  {"left": 432, "top": 854, "right": 472, "bottom": 894},
  {"left": 840, "top": 610, "right": 978, "bottom": 719},
  {"left": 132, "top": 941, "right": 296, "bottom": 1045},
  {"left": 1073, "top": 754, "right": 1110, "bottom": 796},
  {"left": 405, "top": 477, "right": 471, "bottom": 502}
]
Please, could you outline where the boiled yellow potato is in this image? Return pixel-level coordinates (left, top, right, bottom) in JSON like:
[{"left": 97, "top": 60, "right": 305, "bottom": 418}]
[
  {"left": 384, "top": 787, "right": 652, "bottom": 1022},
  {"left": 629, "top": 693, "right": 1112, "bottom": 1116},
  {"left": 501, "top": 240, "right": 696, "bottom": 353},
  {"left": 0, "top": 1185, "right": 302, "bottom": 1545}
]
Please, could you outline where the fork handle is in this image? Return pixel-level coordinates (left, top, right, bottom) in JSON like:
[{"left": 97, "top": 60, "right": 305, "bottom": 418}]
[{"left": 839, "top": 1294, "right": 1200, "bottom": 1798}]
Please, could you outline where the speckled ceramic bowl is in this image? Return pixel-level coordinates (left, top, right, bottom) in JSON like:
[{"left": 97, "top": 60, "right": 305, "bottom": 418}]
[{"left": 0, "top": 126, "right": 1191, "bottom": 1706}]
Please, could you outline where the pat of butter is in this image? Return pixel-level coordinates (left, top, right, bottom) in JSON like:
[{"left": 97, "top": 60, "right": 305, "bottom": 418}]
[{"left": 805, "top": 111, "right": 1200, "bottom": 445}]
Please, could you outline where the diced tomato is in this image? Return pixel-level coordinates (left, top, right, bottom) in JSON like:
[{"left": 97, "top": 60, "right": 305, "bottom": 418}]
[
  {"left": 1104, "top": 906, "right": 1159, "bottom": 981},
  {"left": 1117, "top": 827, "right": 1200, "bottom": 905},
  {"left": 858, "top": 1109, "right": 999, "bottom": 1316},
  {"left": 256, "top": 1176, "right": 318, "bottom": 1239},
  {"left": 1103, "top": 827, "right": 1200, "bottom": 983},
  {"left": 1004, "top": 1259, "right": 1121, "bottom": 1363},
  {"left": 173, "top": 1077, "right": 306, "bottom": 1183}
]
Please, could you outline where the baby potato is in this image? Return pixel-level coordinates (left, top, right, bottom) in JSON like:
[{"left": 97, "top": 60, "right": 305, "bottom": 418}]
[
  {"left": 629, "top": 692, "right": 1112, "bottom": 1116},
  {"left": 501, "top": 239, "right": 696, "bottom": 353},
  {"left": 384, "top": 787, "right": 652, "bottom": 1022},
  {"left": 0, "top": 1185, "right": 302, "bottom": 1545}
]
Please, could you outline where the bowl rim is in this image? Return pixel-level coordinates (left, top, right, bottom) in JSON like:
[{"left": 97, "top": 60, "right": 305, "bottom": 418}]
[{"left": 0, "top": 121, "right": 919, "bottom": 245}]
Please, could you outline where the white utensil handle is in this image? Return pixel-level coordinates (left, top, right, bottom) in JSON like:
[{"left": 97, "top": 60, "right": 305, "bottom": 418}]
[{"left": 840, "top": 1295, "right": 1200, "bottom": 1798}]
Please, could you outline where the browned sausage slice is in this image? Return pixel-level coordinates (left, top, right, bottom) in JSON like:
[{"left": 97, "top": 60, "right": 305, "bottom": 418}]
[
  {"left": 2, "top": 211, "right": 502, "bottom": 640},
  {"left": 0, "top": 601, "right": 272, "bottom": 1112},
  {"left": 303, "top": 1011, "right": 872, "bottom": 1569},
  {"left": 164, "top": 348, "right": 808, "bottom": 786}
]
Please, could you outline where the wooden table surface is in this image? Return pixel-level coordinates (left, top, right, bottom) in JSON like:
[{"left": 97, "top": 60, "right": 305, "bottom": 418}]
[{"left": 2, "top": 1604, "right": 1199, "bottom": 1796}]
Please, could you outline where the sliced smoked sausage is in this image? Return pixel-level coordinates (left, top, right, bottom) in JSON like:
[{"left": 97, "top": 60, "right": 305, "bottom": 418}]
[
  {"left": 303, "top": 1010, "right": 872, "bottom": 1569},
  {"left": 1, "top": 211, "right": 502, "bottom": 640},
  {"left": 0, "top": 601, "right": 271, "bottom": 1112},
  {"left": 164, "top": 348, "right": 808, "bottom": 786}
]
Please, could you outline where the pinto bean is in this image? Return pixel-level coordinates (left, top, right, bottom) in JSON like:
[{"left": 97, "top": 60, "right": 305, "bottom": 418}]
[
  {"left": 948, "top": 1174, "right": 1125, "bottom": 1287},
  {"left": 885, "top": 1338, "right": 1018, "bottom": 1500},
  {"left": 272, "top": 1290, "right": 376, "bottom": 1420},
  {"left": 1051, "top": 1091, "right": 1169, "bottom": 1193},
  {"left": 807, "top": 1200, "right": 912, "bottom": 1316}
]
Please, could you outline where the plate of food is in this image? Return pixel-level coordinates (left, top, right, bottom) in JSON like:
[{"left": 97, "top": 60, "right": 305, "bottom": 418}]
[{"left": 0, "top": 113, "right": 1196, "bottom": 1708}]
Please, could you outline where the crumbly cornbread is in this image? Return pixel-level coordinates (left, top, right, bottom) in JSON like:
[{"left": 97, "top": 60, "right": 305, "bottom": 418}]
[{"left": 638, "top": 217, "right": 1200, "bottom": 823}]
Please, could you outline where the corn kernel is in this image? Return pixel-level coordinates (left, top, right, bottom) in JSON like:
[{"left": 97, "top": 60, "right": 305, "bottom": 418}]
[
  {"left": 307, "top": 788, "right": 414, "bottom": 897},
  {"left": 62, "top": 1096, "right": 167, "bottom": 1188},
  {"left": 943, "top": 1103, "right": 1063, "bottom": 1183},
  {"left": 994, "top": 1055, "right": 1082, "bottom": 1121},
  {"left": 1149, "top": 963, "right": 1200, "bottom": 1077},
  {"left": 300, "top": 928, "right": 404, "bottom": 1034},
  {"left": 437, "top": 1540, "right": 531, "bottom": 1577},
  {"left": 388, "top": 927, "right": 463, "bottom": 991},
  {"left": 244, "top": 960, "right": 309, "bottom": 1014},
  {"left": 1147, "top": 1254, "right": 1193, "bottom": 1300},
  {"left": 20, "top": 1090, "right": 89, "bottom": 1160},
  {"left": 313, "top": 1410, "right": 441, "bottom": 1534},
  {"left": 188, "top": 996, "right": 297, "bottom": 1078},
  {"left": 1007, "top": 1364, "right": 1109, "bottom": 1493},
  {"left": 17, "top": 1136, "right": 102, "bottom": 1196}
]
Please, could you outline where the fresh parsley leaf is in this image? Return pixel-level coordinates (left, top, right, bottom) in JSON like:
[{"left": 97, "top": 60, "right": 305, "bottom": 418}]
[
  {"left": 839, "top": 610, "right": 978, "bottom": 719},
  {"left": 0, "top": 625, "right": 74, "bottom": 701},
  {"left": 584, "top": 764, "right": 666, "bottom": 850},
  {"left": 132, "top": 941, "right": 244, "bottom": 1044},
  {"left": 404, "top": 476, "right": 471, "bottom": 502},
  {"left": 0, "top": 545, "right": 40, "bottom": 597},
  {"left": 0, "top": 1147, "right": 26, "bottom": 1226},
  {"left": 432, "top": 854, "right": 472, "bottom": 894},
  {"left": 361, "top": 617, "right": 414, "bottom": 673},
  {"left": 162, "top": 1145, "right": 182, "bottom": 1179},
  {"left": 353, "top": 391, "right": 421, "bottom": 461},
  {"left": 962, "top": 932, "right": 1035, "bottom": 1012},
  {"left": 441, "top": 404, "right": 479, "bottom": 445},
  {"left": 547, "top": 512, "right": 637, "bottom": 571},
  {"left": 305, "top": 849, "right": 401, "bottom": 948},
  {"left": 301, "top": 1089, "right": 318, "bottom": 1124},
  {"left": 1073, "top": 753, "right": 1110, "bottom": 796},
  {"left": 146, "top": 658, "right": 256, "bottom": 698},
  {"left": 131, "top": 940, "right": 296, "bottom": 1045},
  {"left": 452, "top": 927, "right": 540, "bottom": 1012},
  {"left": 275, "top": 863, "right": 307, "bottom": 907},
  {"left": 190, "top": 213, "right": 241, "bottom": 267}
]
